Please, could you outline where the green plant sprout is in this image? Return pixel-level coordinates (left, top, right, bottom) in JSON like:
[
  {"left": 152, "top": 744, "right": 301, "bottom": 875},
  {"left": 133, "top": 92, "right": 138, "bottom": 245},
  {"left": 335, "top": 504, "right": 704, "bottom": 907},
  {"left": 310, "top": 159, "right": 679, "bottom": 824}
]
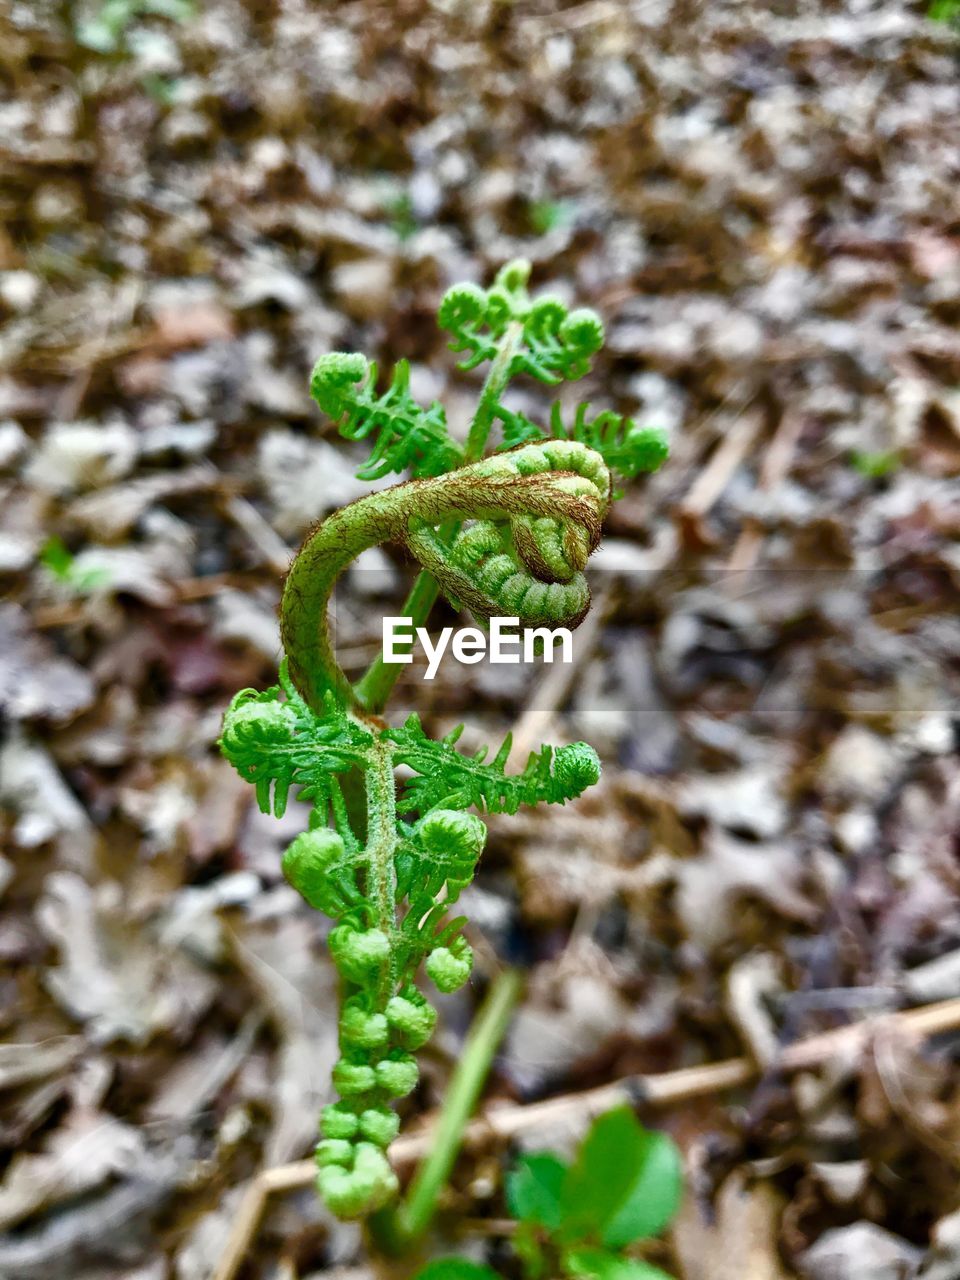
[
  {"left": 219, "top": 261, "right": 669, "bottom": 1233},
  {"left": 39, "top": 536, "right": 112, "bottom": 594},
  {"left": 928, "top": 0, "right": 960, "bottom": 22},
  {"left": 417, "top": 1107, "right": 683, "bottom": 1280},
  {"left": 849, "top": 448, "right": 900, "bottom": 480},
  {"left": 387, "top": 191, "right": 419, "bottom": 243},
  {"left": 75, "top": 0, "right": 194, "bottom": 55},
  {"left": 528, "top": 198, "right": 578, "bottom": 237}
]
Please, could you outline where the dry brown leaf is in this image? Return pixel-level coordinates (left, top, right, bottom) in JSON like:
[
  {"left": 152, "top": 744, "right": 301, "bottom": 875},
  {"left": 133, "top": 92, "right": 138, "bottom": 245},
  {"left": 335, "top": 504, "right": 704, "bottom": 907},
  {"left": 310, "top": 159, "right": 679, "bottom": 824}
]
[{"left": 673, "top": 1171, "right": 792, "bottom": 1280}]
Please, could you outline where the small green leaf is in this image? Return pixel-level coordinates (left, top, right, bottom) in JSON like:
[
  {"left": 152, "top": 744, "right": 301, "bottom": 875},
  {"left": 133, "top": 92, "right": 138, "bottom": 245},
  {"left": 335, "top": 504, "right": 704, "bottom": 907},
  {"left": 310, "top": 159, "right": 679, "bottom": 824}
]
[
  {"left": 76, "top": 18, "right": 121, "bottom": 51},
  {"left": 39, "top": 537, "right": 112, "bottom": 594},
  {"left": 73, "top": 565, "right": 113, "bottom": 592},
  {"left": 39, "top": 535, "right": 75, "bottom": 579},
  {"left": 601, "top": 1129, "right": 682, "bottom": 1248},
  {"left": 506, "top": 1152, "right": 567, "bottom": 1228},
  {"left": 529, "top": 199, "right": 577, "bottom": 236},
  {"left": 849, "top": 448, "right": 900, "bottom": 479},
  {"left": 563, "top": 1248, "right": 675, "bottom": 1280},
  {"left": 142, "top": 73, "right": 183, "bottom": 104},
  {"left": 558, "top": 1108, "right": 682, "bottom": 1247},
  {"left": 415, "top": 1261, "right": 502, "bottom": 1280},
  {"left": 142, "top": 0, "right": 194, "bottom": 18},
  {"left": 387, "top": 192, "right": 418, "bottom": 242}
]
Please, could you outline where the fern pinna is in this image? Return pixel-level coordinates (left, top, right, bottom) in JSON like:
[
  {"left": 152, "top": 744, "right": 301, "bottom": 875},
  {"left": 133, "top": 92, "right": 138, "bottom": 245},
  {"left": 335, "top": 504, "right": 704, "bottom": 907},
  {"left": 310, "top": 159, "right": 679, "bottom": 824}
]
[{"left": 220, "top": 261, "right": 668, "bottom": 1218}]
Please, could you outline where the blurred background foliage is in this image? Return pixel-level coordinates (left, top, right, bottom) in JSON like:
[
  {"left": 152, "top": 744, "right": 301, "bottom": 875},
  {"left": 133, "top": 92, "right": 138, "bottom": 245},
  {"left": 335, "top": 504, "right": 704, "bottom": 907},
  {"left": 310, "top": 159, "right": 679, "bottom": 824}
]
[{"left": 2, "top": 1, "right": 960, "bottom": 1278}]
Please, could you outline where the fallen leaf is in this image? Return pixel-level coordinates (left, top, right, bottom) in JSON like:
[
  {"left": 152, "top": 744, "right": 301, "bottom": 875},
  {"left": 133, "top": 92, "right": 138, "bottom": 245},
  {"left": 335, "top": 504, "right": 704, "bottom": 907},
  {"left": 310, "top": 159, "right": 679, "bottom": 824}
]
[
  {"left": 37, "top": 872, "right": 216, "bottom": 1044},
  {"left": 0, "top": 605, "right": 95, "bottom": 723},
  {"left": 797, "top": 1223, "right": 922, "bottom": 1280},
  {"left": 673, "top": 1171, "right": 791, "bottom": 1280}
]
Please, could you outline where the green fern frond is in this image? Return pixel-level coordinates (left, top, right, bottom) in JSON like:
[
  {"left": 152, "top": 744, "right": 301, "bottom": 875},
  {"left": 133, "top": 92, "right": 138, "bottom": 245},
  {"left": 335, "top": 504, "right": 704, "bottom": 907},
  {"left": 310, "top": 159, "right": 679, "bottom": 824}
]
[
  {"left": 310, "top": 352, "right": 463, "bottom": 480},
  {"left": 218, "top": 260, "right": 669, "bottom": 1222},
  {"left": 389, "top": 713, "right": 600, "bottom": 816},
  {"left": 511, "top": 299, "right": 605, "bottom": 385},
  {"left": 219, "top": 677, "right": 372, "bottom": 821},
  {"left": 497, "top": 401, "right": 669, "bottom": 481},
  {"left": 438, "top": 260, "right": 603, "bottom": 386},
  {"left": 438, "top": 282, "right": 500, "bottom": 371}
]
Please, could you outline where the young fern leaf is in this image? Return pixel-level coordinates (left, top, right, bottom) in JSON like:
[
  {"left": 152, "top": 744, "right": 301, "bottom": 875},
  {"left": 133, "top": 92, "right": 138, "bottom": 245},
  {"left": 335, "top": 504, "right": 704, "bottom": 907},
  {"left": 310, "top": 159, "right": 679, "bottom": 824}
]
[
  {"left": 311, "top": 352, "right": 463, "bottom": 480},
  {"left": 511, "top": 297, "right": 604, "bottom": 384},
  {"left": 438, "top": 259, "right": 603, "bottom": 384},
  {"left": 497, "top": 401, "right": 670, "bottom": 483},
  {"left": 218, "top": 259, "right": 670, "bottom": 1221},
  {"left": 219, "top": 673, "right": 372, "bottom": 823},
  {"left": 439, "top": 260, "right": 532, "bottom": 370},
  {"left": 390, "top": 714, "right": 600, "bottom": 815}
]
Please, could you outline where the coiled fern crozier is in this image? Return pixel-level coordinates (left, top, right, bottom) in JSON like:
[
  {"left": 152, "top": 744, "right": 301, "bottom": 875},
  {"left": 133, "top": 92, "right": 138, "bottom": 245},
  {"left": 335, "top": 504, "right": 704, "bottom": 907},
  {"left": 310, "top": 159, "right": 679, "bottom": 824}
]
[{"left": 220, "top": 261, "right": 668, "bottom": 1219}]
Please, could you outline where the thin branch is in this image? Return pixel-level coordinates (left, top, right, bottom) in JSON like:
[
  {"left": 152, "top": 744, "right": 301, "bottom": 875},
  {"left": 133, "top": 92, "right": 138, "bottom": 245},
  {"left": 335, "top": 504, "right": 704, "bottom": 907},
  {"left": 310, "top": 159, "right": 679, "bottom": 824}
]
[
  {"left": 222, "top": 493, "right": 294, "bottom": 576},
  {"left": 726, "top": 407, "right": 805, "bottom": 574},
  {"left": 676, "top": 409, "right": 762, "bottom": 547}
]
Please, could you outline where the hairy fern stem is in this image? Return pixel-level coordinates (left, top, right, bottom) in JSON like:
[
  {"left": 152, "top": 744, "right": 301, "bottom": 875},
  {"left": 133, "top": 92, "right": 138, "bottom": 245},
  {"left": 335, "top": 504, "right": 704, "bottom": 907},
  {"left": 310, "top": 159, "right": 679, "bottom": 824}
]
[
  {"left": 366, "top": 732, "right": 399, "bottom": 999},
  {"left": 466, "top": 318, "right": 525, "bottom": 459}
]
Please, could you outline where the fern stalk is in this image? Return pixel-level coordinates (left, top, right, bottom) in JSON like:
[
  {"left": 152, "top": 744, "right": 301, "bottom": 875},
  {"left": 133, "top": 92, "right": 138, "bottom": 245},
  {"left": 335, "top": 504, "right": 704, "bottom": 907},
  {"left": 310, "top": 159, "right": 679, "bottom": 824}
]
[
  {"left": 465, "top": 318, "right": 525, "bottom": 459},
  {"left": 369, "top": 968, "right": 522, "bottom": 1255}
]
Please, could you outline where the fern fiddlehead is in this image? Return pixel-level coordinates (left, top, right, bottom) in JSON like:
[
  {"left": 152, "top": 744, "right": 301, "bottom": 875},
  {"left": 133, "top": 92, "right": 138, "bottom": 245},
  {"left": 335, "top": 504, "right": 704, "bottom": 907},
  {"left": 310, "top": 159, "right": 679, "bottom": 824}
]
[
  {"left": 219, "top": 261, "right": 668, "bottom": 1219},
  {"left": 280, "top": 438, "right": 609, "bottom": 712}
]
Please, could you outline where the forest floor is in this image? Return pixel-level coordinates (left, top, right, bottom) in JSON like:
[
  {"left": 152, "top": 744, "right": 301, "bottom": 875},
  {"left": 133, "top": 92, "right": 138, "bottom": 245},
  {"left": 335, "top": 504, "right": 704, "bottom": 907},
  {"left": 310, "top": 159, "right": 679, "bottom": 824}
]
[{"left": 2, "top": 1, "right": 960, "bottom": 1278}]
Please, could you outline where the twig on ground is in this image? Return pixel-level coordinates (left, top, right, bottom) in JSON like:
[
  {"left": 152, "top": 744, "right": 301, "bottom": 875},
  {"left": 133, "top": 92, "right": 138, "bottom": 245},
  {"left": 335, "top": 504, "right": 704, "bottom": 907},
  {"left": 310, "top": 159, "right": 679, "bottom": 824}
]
[
  {"left": 676, "top": 409, "right": 762, "bottom": 549},
  {"left": 221, "top": 493, "right": 293, "bottom": 575},
  {"left": 726, "top": 408, "right": 806, "bottom": 574},
  {"left": 31, "top": 572, "right": 250, "bottom": 629},
  {"left": 53, "top": 278, "right": 143, "bottom": 419},
  {"left": 871, "top": 1026, "right": 960, "bottom": 1169}
]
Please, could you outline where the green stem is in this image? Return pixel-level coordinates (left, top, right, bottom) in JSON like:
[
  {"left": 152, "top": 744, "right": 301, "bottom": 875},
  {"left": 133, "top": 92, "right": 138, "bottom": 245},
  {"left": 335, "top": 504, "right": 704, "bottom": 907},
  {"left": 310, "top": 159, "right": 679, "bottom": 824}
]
[
  {"left": 369, "top": 968, "right": 522, "bottom": 1256},
  {"left": 353, "top": 569, "right": 441, "bottom": 714},
  {"left": 464, "top": 320, "right": 524, "bottom": 461},
  {"left": 365, "top": 734, "right": 399, "bottom": 985},
  {"left": 353, "top": 321, "right": 525, "bottom": 715}
]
